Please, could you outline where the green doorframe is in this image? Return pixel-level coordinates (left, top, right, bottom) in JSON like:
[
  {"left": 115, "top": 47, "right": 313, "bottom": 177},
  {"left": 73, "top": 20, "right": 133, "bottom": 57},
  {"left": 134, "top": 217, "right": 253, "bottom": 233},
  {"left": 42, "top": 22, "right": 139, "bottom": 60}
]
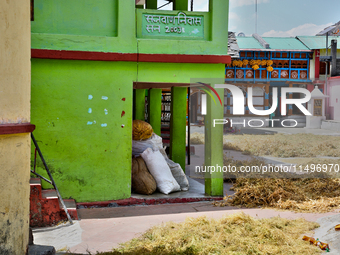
[
  {"left": 134, "top": 82, "right": 224, "bottom": 196},
  {"left": 148, "top": 88, "right": 162, "bottom": 136},
  {"left": 204, "top": 87, "right": 224, "bottom": 196},
  {"left": 133, "top": 89, "right": 146, "bottom": 121},
  {"left": 169, "top": 86, "right": 187, "bottom": 171}
]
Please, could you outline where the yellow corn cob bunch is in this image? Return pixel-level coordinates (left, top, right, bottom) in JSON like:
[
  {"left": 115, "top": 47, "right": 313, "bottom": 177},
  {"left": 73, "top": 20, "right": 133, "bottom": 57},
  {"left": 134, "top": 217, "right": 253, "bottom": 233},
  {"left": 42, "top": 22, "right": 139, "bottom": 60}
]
[
  {"left": 267, "top": 66, "right": 274, "bottom": 72},
  {"left": 252, "top": 65, "right": 259, "bottom": 70},
  {"left": 260, "top": 60, "right": 267, "bottom": 66},
  {"left": 266, "top": 60, "right": 273, "bottom": 66},
  {"left": 242, "top": 59, "right": 249, "bottom": 66},
  {"left": 249, "top": 59, "right": 255, "bottom": 66},
  {"left": 232, "top": 60, "right": 239, "bottom": 67},
  {"left": 133, "top": 120, "right": 153, "bottom": 140}
]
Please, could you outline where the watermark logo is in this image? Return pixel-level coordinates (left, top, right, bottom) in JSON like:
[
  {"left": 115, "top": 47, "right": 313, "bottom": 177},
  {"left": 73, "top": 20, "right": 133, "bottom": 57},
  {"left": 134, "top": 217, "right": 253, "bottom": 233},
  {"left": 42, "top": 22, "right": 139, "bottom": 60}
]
[{"left": 198, "top": 84, "right": 312, "bottom": 116}]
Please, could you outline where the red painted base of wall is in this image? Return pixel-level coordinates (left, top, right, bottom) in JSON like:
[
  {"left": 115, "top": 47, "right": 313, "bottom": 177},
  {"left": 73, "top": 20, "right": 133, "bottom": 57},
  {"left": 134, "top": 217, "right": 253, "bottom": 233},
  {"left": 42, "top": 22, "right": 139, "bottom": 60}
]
[
  {"left": 30, "top": 178, "right": 78, "bottom": 227},
  {"left": 77, "top": 196, "right": 223, "bottom": 209}
]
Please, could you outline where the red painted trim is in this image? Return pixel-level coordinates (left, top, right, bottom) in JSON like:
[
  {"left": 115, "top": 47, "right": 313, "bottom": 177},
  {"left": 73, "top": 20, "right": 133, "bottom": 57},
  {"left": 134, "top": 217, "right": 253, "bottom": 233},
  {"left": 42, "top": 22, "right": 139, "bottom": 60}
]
[
  {"left": 315, "top": 49, "right": 320, "bottom": 79},
  {"left": 0, "top": 123, "right": 35, "bottom": 135},
  {"left": 138, "top": 53, "right": 231, "bottom": 64},
  {"left": 329, "top": 76, "right": 340, "bottom": 80},
  {"left": 77, "top": 196, "right": 223, "bottom": 208},
  {"left": 31, "top": 49, "right": 231, "bottom": 64},
  {"left": 31, "top": 49, "right": 138, "bottom": 62}
]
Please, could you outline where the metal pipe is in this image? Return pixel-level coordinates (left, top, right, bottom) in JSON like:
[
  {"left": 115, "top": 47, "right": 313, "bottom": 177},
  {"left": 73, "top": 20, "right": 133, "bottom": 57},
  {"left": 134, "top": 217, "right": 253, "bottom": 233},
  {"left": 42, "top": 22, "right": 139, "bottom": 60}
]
[
  {"left": 30, "top": 170, "right": 53, "bottom": 185},
  {"left": 31, "top": 133, "right": 73, "bottom": 224},
  {"left": 325, "top": 34, "right": 328, "bottom": 118},
  {"left": 188, "top": 87, "right": 190, "bottom": 165}
]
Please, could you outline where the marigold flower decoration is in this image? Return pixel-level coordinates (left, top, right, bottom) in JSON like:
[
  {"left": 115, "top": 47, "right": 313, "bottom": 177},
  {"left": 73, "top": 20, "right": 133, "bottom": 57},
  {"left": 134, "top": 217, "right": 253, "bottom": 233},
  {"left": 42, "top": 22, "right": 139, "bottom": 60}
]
[
  {"left": 252, "top": 64, "right": 259, "bottom": 70},
  {"left": 260, "top": 60, "right": 267, "bottom": 66},
  {"left": 232, "top": 60, "right": 243, "bottom": 67},
  {"left": 267, "top": 66, "right": 274, "bottom": 72},
  {"left": 266, "top": 60, "right": 273, "bottom": 66}
]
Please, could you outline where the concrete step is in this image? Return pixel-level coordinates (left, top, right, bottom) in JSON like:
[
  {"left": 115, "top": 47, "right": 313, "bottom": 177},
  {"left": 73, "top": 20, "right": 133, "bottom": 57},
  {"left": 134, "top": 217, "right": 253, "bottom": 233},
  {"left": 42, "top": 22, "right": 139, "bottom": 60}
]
[
  {"left": 30, "top": 178, "right": 78, "bottom": 227},
  {"left": 321, "top": 120, "right": 340, "bottom": 132},
  {"left": 42, "top": 189, "right": 58, "bottom": 199},
  {"left": 279, "top": 116, "right": 306, "bottom": 127},
  {"left": 29, "top": 177, "right": 41, "bottom": 185}
]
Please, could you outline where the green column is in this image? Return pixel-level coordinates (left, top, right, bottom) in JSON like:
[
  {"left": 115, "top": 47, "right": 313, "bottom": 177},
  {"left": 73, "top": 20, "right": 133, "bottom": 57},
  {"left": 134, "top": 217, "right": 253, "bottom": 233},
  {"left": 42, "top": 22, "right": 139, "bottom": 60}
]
[
  {"left": 170, "top": 86, "right": 187, "bottom": 171},
  {"left": 204, "top": 87, "right": 224, "bottom": 196},
  {"left": 134, "top": 89, "right": 145, "bottom": 121},
  {"left": 148, "top": 88, "right": 162, "bottom": 136},
  {"left": 146, "top": 0, "right": 157, "bottom": 9},
  {"left": 173, "top": 0, "right": 188, "bottom": 11}
]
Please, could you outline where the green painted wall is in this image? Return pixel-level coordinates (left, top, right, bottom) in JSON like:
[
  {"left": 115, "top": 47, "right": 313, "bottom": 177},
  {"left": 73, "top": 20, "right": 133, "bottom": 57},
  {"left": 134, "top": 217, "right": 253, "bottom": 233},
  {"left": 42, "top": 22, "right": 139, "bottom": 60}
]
[
  {"left": 204, "top": 88, "right": 224, "bottom": 196},
  {"left": 170, "top": 87, "right": 187, "bottom": 170},
  {"left": 138, "top": 62, "right": 226, "bottom": 83},
  {"left": 133, "top": 89, "right": 146, "bottom": 121},
  {"left": 30, "top": 0, "right": 230, "bottom": 202},
  {"left": 32, "top": 0, "right": 118, "bottom": 37},
  {"left": 31, "top": 0, "right": 229, "bottom": 56},
  {"left": 31, "top": 0, "right": 136, "bottom": 53},
  {"left": 137, "top": 0, "right": 229, "bottom": 55},
  {"left": 148, "top": 89, "right": 162, "bottom": 136},
  {"left": 31, "top": 59, "right": 136, "bottom": 202}
]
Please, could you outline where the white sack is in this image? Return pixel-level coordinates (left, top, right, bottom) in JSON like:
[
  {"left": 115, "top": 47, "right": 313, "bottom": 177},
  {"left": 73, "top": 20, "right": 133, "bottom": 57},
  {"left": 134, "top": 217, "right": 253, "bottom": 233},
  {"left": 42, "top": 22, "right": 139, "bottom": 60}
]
[
  {"left": 159, "top": 148, "right": 189, "bottom": 191},
  {"left": 132, "top": 133, "right": 163, "bottom": 156},
  {"left": 141, "top": 148, "right": 180, "bottom": 195}
]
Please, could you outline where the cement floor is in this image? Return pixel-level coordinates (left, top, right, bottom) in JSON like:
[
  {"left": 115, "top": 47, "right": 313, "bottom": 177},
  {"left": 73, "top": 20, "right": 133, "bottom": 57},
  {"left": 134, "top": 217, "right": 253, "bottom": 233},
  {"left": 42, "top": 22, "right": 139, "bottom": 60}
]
[
  {"left": 131, "top": 177, "right": 211, "bottom": 199},
  {"left": 33, "top": 202, "right": 340, "bottom": 254},
  {"left": 34, "top": 126, "right": 340, "bottom": 254}
]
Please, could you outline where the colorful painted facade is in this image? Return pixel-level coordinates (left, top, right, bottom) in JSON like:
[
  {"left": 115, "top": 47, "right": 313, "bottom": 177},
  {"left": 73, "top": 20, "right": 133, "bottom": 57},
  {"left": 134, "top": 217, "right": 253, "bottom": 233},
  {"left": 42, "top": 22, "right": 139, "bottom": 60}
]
[
  {"left": 31, "top": 0, "right": 230, "bottom": 202},
  {"left": 297, "top": 36, "right": 340, "bottom": 122},
  {"left": 0, "top": 0, "right": 33, "bottom": 253},
  {"left": 182, "top": 35, "right": 314, "bottom": 127}
]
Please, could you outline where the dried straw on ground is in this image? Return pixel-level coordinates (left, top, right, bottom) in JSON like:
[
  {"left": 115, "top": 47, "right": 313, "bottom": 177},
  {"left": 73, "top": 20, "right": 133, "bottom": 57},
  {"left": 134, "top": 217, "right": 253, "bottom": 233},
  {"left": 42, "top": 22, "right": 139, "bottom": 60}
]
[
  {"left": 195, "top": 133, "right": 340, "bottom": 157},
  {"left": 105, "top": 213, "right": 320, "bottom": 255},
  {"left": 215, "top": 177, "right": 340, "bottom": 213},
  {"left": 224, "top": 133, "right": 340, "bottom": 158},
  {"left": 190, "top": 132, "right": 205, "bottom": 144}
]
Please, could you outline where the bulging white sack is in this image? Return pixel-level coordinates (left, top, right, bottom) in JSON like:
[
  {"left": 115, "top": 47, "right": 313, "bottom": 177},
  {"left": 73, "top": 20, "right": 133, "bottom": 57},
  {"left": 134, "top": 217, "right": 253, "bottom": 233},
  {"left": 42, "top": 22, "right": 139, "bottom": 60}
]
[
  {"left": 141, "top": 148, "right": 181, "bottom": 195},
  {"left": 159, "top": 148, "right": 189, "bottom": 191},
  {"left": 132, "top": 133, "right": 163, "bottom": 156}
]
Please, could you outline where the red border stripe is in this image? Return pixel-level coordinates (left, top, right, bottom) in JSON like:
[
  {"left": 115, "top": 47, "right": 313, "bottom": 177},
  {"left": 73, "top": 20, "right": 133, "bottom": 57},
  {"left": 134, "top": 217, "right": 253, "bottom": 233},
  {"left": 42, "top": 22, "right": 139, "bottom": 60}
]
[
  {"left": 138, "top": 53, "right": 231, "bottom": 64},
  {"left": 0, "top": 123, "right": 36, "bottom": 135},
  {"left": 31, "top": 49, "right": 138, "bottom": 62},
  {"left": 77, "top": 196, "right": 223, "bottom": 208},
  {"left": 31, "top": 49, "right": 231, "bottom": 64}
]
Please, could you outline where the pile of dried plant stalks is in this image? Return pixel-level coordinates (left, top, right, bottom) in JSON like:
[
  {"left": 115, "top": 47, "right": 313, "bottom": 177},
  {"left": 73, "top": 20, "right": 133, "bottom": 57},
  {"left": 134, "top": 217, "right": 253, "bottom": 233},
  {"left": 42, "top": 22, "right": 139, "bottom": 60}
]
[
  {"left": 190, "top": 132, "right": 205, "bottom": 144},
  {"left": 215, "top": 176, "right": 340, "bottom": 213},
  {"left": 192, "top": 133, "right": 340, "bottom": 158},
  {"left": 224, "top": 133, "right": 340, "bottom": 158},
  {"left": 104, "top": 213, "right": 320, "bottom": 255}
]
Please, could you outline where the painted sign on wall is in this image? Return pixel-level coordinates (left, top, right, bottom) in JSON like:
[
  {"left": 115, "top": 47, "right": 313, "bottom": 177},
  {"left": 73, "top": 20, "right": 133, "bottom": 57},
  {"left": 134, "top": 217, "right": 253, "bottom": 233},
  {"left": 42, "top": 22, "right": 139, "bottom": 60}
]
[{"left": 142, "top": 12, "right": 204, "bottom": 38}]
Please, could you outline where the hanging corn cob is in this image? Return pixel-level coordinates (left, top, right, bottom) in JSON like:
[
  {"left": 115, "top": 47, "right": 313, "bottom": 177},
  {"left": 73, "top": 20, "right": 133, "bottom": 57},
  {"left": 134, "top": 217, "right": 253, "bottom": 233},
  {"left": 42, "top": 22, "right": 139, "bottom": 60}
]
[
  {"left": 252, "top": 64, "right": 259, "bottom": 70},
  {"left": 266, "top": 66, "right": 274, "bottom": 72}
]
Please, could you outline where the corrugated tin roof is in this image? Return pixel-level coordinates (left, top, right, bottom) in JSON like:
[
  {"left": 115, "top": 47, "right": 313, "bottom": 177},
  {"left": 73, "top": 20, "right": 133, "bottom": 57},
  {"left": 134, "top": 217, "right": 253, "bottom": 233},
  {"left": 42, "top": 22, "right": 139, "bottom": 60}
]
[
  {"left": 263, "top": 37, "right": 309, "bottom": 50},
  {"left": 236, "top": 37, "right": 263, "bottom": 49},
  {"left": 296, "top": 36, "right": 340, "bottom": 49},
  {"left": 236, "top": 36, "right": 310, "bottom": 51}
]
